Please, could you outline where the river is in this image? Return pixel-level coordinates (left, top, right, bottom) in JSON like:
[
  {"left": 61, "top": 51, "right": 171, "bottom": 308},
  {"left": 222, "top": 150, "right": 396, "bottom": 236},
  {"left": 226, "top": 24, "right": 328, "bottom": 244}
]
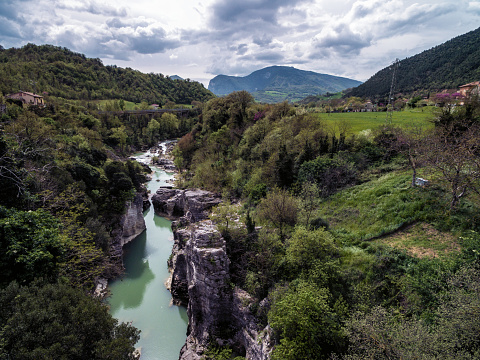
[{"left": 108, "top": 146, "right": 188, "bottom": 360}]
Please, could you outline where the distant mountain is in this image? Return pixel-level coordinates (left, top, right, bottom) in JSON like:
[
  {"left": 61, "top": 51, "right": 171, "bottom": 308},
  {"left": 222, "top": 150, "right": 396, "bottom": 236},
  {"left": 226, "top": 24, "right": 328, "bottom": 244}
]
[
  {"left": 169, "top": 75, "right": 183, "bottom": 80},
  {"left": 208, "top": 66, "right": 362, "bottom": 103},
  {"left": 348, "top": 27, "right": 480, "bottom": 99},
  {"left": 0, "top": 44, "right": 214, "bottom": 104}
]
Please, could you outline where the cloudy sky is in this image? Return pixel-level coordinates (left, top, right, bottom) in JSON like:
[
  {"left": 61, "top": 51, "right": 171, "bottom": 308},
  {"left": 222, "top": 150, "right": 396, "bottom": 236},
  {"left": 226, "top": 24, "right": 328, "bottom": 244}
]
[{"left": 1, "top": 0, "right": 479, "bottom": 86}]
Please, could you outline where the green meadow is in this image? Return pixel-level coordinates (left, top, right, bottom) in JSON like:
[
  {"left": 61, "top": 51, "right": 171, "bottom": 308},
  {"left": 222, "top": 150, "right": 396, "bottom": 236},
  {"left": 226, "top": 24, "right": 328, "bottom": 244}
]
[{"left": 315, "top": 106, "right": 436, "bottom": 134}]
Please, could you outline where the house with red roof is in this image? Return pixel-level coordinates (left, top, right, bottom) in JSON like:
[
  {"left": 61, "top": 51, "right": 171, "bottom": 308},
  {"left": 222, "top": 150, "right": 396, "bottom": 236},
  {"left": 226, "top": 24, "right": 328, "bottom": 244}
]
[
  {"left": 6, "top": 91, "right": 44, "bottom": 106},
  {"left": 458, "top": 81, "right": 480, "bottom": 97}
]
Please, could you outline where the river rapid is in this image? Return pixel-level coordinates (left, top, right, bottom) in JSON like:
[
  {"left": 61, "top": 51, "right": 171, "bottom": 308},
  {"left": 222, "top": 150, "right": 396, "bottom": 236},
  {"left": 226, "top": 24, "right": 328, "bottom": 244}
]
[{"left": 108, "top": 144, "right": 187, "bottom": 360}]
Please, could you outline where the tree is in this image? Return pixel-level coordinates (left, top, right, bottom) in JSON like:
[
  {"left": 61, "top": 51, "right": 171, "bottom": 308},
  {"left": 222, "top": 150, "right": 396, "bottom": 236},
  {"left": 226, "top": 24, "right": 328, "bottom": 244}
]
[
  {"left": 257, "top": 187, "right": 298, "bottom": 240},
  {"left": 298, "top": 181, "right": 321, "bottom": 228},
  {"left": 0, "top": 207, "right": 65, "bottom": 286},
  {"left": 269, "top": 280, "right": 346, "bottom": 360},
  {"left": 286, "top": 226, "right": 337, "bottom": 272},
  {"left": 380, "top": 125, "right": 427, "bottom": 187},
  {"left": 424, "top": 119, "right": 480, "bottom": 208},
  {"left": 0, "top": 280, "right": 140, "bottom": 360}
]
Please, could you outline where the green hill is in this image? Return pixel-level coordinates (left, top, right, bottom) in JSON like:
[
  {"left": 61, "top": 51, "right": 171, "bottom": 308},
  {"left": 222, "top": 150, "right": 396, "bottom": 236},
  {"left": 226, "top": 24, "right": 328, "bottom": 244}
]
[
  {"left": 348, "top": 27, "right": 480, "bottom": 99},
  {"left": 208, "top": 66, "right": 362, "bottom": 103},
  {"left": 0, "top": 43, "right": 214, "bottom": 104}
]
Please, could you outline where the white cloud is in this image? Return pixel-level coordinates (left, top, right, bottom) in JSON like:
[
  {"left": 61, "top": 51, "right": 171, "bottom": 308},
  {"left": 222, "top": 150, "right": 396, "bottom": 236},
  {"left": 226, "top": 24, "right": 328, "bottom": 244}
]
[{"left": 0, "top": 0, "right": 478, "bottom": 84}]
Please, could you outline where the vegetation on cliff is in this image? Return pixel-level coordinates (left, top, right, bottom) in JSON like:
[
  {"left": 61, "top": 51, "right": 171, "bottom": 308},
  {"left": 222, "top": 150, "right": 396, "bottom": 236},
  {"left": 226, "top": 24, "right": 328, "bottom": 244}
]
[{"left": 174, "top": 91, "right": 480, "bottom": 359}]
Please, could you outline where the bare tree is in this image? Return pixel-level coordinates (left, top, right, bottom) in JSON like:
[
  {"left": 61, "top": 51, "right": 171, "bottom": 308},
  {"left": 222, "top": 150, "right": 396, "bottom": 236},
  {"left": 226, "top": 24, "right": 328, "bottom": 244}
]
[{"left": 424, "top": 120, "right": 480, "bottom": 209}]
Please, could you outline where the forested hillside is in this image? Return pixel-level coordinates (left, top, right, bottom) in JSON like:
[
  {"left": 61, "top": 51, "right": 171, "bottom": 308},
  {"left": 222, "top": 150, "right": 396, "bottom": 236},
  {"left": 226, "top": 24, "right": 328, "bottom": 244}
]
[
  {"left": 0, "top": 43, "right": 214, "bottom": 104},
  {"left": 0, "top": 76, "right": 206, "bottom": 358},
  {"left": 174, "top": 92, "right": 480, "bottom": 359},
  {"left": 348, "top": 26, "right": 480, "bottom": 99}
]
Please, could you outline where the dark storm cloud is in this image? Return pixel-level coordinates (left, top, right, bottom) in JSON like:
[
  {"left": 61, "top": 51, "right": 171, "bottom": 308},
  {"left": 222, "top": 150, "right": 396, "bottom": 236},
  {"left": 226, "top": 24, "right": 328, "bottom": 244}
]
[
  {"left": 210, "top": 0, "right": 292, "bottom": 25},
  {"left": 0, "top": 0, "right": 28, "bottom": 41},
  {"left": 208, "top": 0, "right": 313, "bottom": 37},
  {"left": 0, "top": 18, "right": 22, "bottom": 40},
  {"left": 253, "top": 34, "right": 273, "bottom": 46}
]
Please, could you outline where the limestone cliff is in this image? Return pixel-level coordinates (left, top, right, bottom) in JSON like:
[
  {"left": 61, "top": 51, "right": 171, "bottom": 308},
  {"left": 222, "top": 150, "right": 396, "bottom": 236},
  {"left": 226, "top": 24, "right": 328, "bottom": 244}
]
[
  {"left": 95, "top": 191, "right": 147, "bottom": 297},
  {"left": 162, "top": 188, "right": 273, "bottom": 360},
  {"left": 118, "top": 192, "right": 147, "bottom": 246}
]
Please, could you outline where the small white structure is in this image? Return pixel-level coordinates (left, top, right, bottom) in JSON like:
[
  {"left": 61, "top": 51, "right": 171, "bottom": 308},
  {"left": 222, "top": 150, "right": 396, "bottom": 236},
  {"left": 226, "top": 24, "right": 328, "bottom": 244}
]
[{"left": 415, "top": 177, "right": 429, "bottom": 187}]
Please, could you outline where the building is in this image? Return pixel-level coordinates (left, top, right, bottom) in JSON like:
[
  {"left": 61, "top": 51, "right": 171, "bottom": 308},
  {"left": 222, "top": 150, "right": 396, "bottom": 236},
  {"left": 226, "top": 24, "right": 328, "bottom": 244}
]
[
  {"left": 458, "top": 81, "right": 480, "bottom": 97},
  {"left": 6, "top": 91, "right": 44, "bottom": 106}
]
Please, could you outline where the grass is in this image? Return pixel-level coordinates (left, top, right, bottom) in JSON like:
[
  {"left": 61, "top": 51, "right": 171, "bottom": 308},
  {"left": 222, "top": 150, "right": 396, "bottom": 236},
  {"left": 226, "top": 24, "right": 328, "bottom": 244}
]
[
  {"left": 318, "top": 171, "right": 447, "bottom": 242},
  {"left": 317, "top": 167, "right": 480, "bottom": 259},
  {"left": 374, "top": 222, "right": 460, "bottom": 259},
  {"left": 314, "top": 107, "right": 436, "bottom": 135}
]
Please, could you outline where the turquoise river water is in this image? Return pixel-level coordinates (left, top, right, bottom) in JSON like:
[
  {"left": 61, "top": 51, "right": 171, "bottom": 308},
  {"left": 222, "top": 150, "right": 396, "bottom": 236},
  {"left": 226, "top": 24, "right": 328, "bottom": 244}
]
[{"left": 108, "top": 152, "right": 187, "bottom": 360}]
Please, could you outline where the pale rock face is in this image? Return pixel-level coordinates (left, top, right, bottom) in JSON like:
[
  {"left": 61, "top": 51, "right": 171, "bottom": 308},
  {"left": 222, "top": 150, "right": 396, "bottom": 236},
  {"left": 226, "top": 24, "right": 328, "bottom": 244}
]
[
  {"left": 163, "top": 189, "right": 273, "bottom": 360},
  {"left": 118, "top": 192, "right": 146, "bottom": 246}
]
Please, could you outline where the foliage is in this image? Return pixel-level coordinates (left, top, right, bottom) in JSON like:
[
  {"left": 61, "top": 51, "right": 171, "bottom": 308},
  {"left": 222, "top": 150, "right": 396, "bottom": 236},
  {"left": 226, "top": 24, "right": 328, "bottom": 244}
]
[
  {"left": 0, "top": 43, "right": 214, "bottom": 104},
  {"left": 268, "top": 280, "right": 346, "bottom": 360},
  {"left": 341, "top": 266, "right": 480, "bottom": 359},
  {"left": 0, "top": 280, "right": 140, "bottom": 360},
  {"left": 0, "top": 207, "right": 65, "bottom": 286}
]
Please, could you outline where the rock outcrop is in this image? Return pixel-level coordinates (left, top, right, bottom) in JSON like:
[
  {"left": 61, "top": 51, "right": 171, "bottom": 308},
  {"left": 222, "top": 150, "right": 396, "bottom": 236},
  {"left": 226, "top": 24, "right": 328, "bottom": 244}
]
[
  {"left": 152, "top": 188, "right": 222, "bottom": 221},
  {"left": 118, "top": 192, "right": 147, "bottom": 247},
  {"left": 165, "top": 189, "right": 273, "bottom": 360}
]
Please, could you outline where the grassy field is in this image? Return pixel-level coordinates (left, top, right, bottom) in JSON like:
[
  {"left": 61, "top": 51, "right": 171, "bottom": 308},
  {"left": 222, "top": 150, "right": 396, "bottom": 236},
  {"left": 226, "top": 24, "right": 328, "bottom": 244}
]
[
  {"left": 316, "top": 170, "right": 480, "bottom": 259},
  {"left": 314, "top": 107, "right": 436, "bottom": 135}
]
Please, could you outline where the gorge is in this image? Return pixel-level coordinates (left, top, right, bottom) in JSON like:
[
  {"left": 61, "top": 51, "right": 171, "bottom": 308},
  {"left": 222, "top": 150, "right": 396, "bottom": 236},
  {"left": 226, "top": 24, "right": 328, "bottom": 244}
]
[{"left": 107, "top": 147, "right": 188, "bottom": 360}]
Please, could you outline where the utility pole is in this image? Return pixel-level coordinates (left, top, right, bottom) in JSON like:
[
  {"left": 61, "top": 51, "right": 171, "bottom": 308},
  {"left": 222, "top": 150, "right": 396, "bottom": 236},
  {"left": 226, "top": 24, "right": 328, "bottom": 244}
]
[{"left": 386, "top": 58, "right": 400, "bottom": 125}]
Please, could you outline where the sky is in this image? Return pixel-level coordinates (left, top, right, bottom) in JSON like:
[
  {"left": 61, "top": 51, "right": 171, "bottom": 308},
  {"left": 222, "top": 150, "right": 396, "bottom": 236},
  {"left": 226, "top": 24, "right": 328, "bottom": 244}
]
[{"left": 1, "top": 0, "right": 480, "bottom": 87}]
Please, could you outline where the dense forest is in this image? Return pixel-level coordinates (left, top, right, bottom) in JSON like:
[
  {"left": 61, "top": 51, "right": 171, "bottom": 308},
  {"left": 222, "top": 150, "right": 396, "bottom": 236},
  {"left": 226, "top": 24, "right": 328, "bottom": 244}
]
[
  {"left": 174, "top": 91, "right": 480, "bottom": 359},
  {"left": 0, "top": 43, "right": 214, "bottom": 104},
  {"left": 0, "top": 46, "right": 208, "bottom": 357},
  {"left": 348, "top": 26, "right": 480, "bottom": 99}
]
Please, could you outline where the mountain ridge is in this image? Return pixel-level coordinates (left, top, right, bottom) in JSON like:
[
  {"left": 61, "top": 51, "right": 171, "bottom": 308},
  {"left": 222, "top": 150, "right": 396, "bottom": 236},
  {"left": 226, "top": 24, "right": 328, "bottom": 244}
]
[
  {"left": 348, "top": 26, "right": 480, "bottom": 99},
  {"left": 208, "top": 66, "right": 362, "bottom": 102}
]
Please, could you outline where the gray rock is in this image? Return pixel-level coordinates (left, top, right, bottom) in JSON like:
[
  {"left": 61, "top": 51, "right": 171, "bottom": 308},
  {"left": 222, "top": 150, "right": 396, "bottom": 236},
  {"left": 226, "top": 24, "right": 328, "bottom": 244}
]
[
  {"left": 119, "top": 192, "right": 146, "bottom": 246},
  {"left": 152, "top": 188, "right": 221, "bottom": 221},
  {"left": 162, "top": 188, "right": 272, "bottom": 359}
]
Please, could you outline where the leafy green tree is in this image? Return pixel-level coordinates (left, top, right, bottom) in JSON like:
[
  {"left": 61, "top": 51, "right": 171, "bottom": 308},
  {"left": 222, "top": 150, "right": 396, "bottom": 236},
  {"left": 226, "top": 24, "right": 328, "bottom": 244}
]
[
  {"left": 286, "top": 226, "right": 337, "bottom": 272},
  {"left": 0, "top": 207, "right": 65, "bottom": 286},
  {"left": 269, "top": 280, "right": 346, "bottom": 360},
  {"left": 0, "top": 280, "right": 140, "bottom": 360}
]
